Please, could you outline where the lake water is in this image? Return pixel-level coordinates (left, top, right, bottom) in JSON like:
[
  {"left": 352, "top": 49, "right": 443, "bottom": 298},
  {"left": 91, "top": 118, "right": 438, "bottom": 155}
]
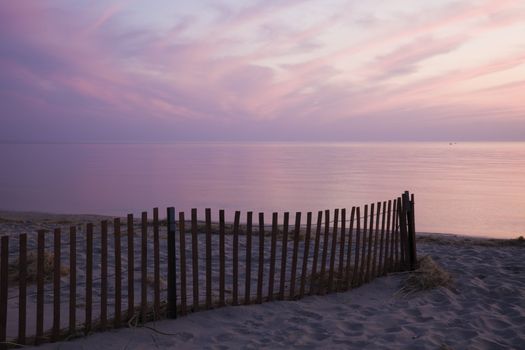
[{"left": 0, "top": 142, "right": 523, "bottom": 238}]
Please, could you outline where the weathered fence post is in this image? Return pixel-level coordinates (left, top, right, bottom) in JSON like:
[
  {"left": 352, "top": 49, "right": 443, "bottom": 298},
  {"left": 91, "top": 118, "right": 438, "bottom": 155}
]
[
  {"left": 289, "top": 212, "right": 301, "bottom": 298},
  {"left": 268, "top": 213, "right": 278, "bottom": 301},
  {"left": 140, "top": 212, "right": 148, "bottom": 322},
  {"left": 299, "top": 212, "right": 312, "bottom": 298},
  {"left": 69, "top": 226, "right": 78, "bottom": 332},
  {"left": 114, "top": 218, "right": 122, "bottom": 328},
  {"left": 205, "top": 208, "right": 212, "bottom": 309},
  {"left": 338, "top": 208, "right": 346, "bottom": 291},
  {"left": 167, "top": 207, "right": 177, "bottom": 319},
  {"left": 153, "top": 208, "right": 160, "bottom": 318},
  {"left": 35, "top": 230, "right": 45, "bottom": 345},
  {"left": 85, "top": 224, "right": 93, "bottom": 334},
  {"left": 127, "top": 214, "right": 134, "bottom": 321},
  {"left": 0, "top": 236, "right": 8, "bottom": 350},
  {"left": 219, "top": 210, "right": 226, "bottom": 307},
  {"left": 395, "top": 191, "right": 418, "bottom": 271},
  {"left": 327, "top": 209, "right": 338, "bottom": 293},
  {"left": 406, "top": 192, "right": 417, "bottom": 270},
  {"left": 101, "top": 221, "right": 108, "bottom": 330},
  {"left": 279, "top": 212, "right": 289, "bottom": 300},
  {"left": 344, "top": 207, "right": 355, "bottom": 290},
  {"left": 257, "top": 213, "right": 265, "bottom": 304},
  {"left": 309, "top": 211, "right": 322, "bottom": 295},
  {"left": 178, "top": 212, "right": 187, "bottom": 316},
  {"left": 351, "top": 207, "right": 361, "bottom": 287},
  {"left": 52, "top": 228, "right": 61, "bottom": 341},
  {"left": 191, "top": 209, "right": 199, "bottom": 311},
  {"left": 232, "top": 211, "right": 240, "bottom": 305},
  {"left": 365, "top": 204, "right": 374, "bottom": 282},
  {"left": 245, "top": 212, "right": 253, "bottom": 305},
  {"left": 18, "top": 234, "right": 27, "bottom": 345},
  {"left": 320, "top": 209, "right": 330, "bottom": 294},
  {"left": 359, "top": 205, "right": 368, "bottom": 285}
]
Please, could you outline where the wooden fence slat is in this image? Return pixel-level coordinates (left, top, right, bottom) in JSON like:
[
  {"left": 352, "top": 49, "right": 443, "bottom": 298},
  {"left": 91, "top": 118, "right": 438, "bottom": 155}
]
[
  {"left": 232, "top": 211, "right": 240, "bottom": 306},
  {"left": 359, "top": 205, "right": 368, "bottom": 285},
  {"left": 338, "top": 208, "right": 346, "bottom": 291},
  {"left": 69, "top": 226, "right": 77, "bottom": 334},
  {"left": 371, "top": 202, "right": 381, "bottom": 279},
  {"left": 153, "top": 208, "right": 160, "bottom": 318},
  {"left": 289, "top": 212, "right": 301, "bottom": 298},
  {"left": 178, "top": 212, "right": 187, "bottom": 316},
  {"left": 365, "top": 204, "right": 374, "bottom": 282},
  {"left": 52, "top": 228, "right": 61, "bottom": 341},
  {"left": 101, "top": 221, "right": 108, "bottom": 330},
  {"left": 268, "top": 213, "right": 278, "bottom": 301},
  {"left": 141, "top": 212, "right": 148, "bottom": 322},
  {"left": 85, "top": 223, "right": 93, "bottom": 334},
  {"left": 219, "top": 210, "right": 226, "bottom": 307},
  {"left": 345, "top": 207, "right": 356, "bottom": 290},
  {"left": 327, "top": 209, "right": 339, "bottom": 293},
  {"left": 395, "top": 198, "right": 401, "bottom": 269},
  {"left": 114, "top": 218, "right": 122, "bottom": 327},
  {"left": 399, "top": 195, "right": 408, "bottom": 269},
  {"left": 309, "top": 211, "right": 322, "bottom": 295},
  {"left": 389, "top": 199, "right": 396, "bottom": 272},
  {"left": 278, "top": 212, "right": 289, "bottom": 300},
  {"left": 127, "top": 214, "right": 134, "bottom": 320},
  {"left": 0, "top": 236, "right": 8, "bottom": 350},
  {"left": 18, "top": 234, "right": 27, "bottom": 345},
  {"left": 205, "top": 209, "right": 212, "bottom": 310},
  {"left": 299, "top": 212, "right": 312, "bottom": 298},
  {"left": 383, "top": 200, "right": 392, "bottom": 274},
  {"left": 35, "top": 230, "right": 45, "bottom": 345},
  {"left": 244, "top": 212, "right": 253, "bottom": 305},
  {"left": 395, "top": 198, "right": 403, "bottom": 270},
  {"left": 378, "top": 201, "right": 387, "bottom": 277},
  {"left": 319, "top": 210, "right": 330, "bottom": 294},
  {"left": 191, "top": 209, "right": 199, "bottom": 311},
  {"left": 257, "top": 213, "right": 265, "bottom": 304},
  {"left": 166, "top": 208, "right": 177, "bottom": 319},
  {"left": 352, "top": 208, "right": 361, "bottom": 287}
]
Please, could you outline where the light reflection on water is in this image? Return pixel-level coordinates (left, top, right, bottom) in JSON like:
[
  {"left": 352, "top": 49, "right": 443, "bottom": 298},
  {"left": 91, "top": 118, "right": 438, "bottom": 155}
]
[{"left": 0, "top": 142, "right": 523, "bottom": 238}]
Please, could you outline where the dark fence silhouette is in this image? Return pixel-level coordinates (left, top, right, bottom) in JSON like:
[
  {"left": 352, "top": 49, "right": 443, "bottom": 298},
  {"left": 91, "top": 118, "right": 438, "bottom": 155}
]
[{"left": 0, "top": 191, "right": 417, "bottom": 348}]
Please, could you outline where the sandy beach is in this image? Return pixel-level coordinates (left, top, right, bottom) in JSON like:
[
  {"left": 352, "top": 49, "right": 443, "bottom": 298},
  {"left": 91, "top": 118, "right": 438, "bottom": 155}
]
[{"left": 0, "top": 211, "right": 523, "bottom": 349}]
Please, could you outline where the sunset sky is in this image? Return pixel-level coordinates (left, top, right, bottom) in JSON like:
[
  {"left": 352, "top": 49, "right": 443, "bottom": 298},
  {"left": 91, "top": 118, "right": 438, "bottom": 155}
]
[{"left": 1, "top": 0, "right": 524, "bottom": 142}]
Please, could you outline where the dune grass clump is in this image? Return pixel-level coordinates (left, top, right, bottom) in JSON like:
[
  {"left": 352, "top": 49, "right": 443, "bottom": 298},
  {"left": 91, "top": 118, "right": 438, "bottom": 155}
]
[
  {"left": 8, "top": 251, "right": 69, "bottom": 283},
  {"left": 399, "top": 255, "right": 452, "bottom": 295}
]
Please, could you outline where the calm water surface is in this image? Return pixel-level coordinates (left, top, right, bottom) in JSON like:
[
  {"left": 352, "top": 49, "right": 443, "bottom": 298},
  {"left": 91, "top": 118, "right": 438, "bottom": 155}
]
[{"left": 0, "top": 142, "right": 523, "bottom": 238}]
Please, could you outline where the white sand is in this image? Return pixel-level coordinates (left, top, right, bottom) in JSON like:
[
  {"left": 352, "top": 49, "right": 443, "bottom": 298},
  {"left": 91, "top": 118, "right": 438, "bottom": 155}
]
[{"left": 1, "top": 212, "right": 524, "bottom": 349}]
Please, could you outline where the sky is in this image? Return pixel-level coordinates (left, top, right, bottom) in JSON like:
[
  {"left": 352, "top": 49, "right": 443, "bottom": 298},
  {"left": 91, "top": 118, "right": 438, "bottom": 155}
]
[{"left": 1, "top": 0, "right": 524, "bottom": 142}]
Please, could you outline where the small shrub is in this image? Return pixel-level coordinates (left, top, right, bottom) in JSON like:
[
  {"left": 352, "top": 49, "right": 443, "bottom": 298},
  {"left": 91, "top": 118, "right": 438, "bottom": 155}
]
[{"left": 399, "top": 255, "right": 452, "bottom": 295}]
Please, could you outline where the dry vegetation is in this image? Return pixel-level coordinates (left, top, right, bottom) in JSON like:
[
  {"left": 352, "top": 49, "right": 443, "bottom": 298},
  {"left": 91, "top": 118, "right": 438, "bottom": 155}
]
[
  {"left": 8, "top": 251, "right": 69, "bottom": 283},
  {"left": 398, "top": 255, "right": 453, "bottom": 295}
]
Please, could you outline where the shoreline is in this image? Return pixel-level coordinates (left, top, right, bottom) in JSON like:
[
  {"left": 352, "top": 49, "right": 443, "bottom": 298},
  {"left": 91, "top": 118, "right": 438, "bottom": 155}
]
[{"left": 1, "top": 210, "right": 522, "bottom": 242}]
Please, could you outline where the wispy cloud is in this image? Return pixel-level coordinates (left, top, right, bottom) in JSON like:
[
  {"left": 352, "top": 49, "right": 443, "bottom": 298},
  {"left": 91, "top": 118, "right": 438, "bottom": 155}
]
[{"left": 1, "top": 0, "right": 524, "bottom": 141}]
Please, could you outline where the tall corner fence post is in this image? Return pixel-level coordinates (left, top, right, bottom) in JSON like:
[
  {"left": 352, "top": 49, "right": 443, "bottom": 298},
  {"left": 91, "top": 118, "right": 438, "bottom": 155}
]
[
  {"left": 407, "top": 193, "right": 417, "bottom": 270},
  {"left": 166, "top": 207, "right": 177, "bottom": 319},
  {"left": 399, "top": 192, "right": 410, "bottom": 270},
  {"left": 401, "top": 191, "right": 417, "bottom": 271}
]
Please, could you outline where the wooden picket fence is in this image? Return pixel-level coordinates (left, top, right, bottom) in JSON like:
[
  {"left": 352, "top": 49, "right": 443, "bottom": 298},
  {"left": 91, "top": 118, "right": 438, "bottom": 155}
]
[{"left": 0, "top": 191, "right": 417, "bottom": 348}]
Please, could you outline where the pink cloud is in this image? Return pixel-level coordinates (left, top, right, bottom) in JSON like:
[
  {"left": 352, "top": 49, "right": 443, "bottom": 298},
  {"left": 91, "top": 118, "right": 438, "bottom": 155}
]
[{"left": 1, "top": 0, "right": 524, "bottom": 142}]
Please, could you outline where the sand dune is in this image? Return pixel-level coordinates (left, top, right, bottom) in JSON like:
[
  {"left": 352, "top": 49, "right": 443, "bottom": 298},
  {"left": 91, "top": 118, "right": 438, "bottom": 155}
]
[{"left": 1, "top": 212, "right": 524, "bottom": 349}]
